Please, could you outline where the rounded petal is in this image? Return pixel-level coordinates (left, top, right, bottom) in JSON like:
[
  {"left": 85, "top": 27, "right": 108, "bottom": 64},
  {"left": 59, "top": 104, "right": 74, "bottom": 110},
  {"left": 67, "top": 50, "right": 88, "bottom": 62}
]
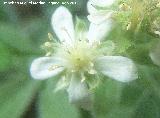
[
  {"left": 51, "top": 6, "right": 75, "bottom": 45},
  {"left": 87, "top": 20, "right": 112, "bottom": 43},
  {"left": 95, "top": 56, "right": 138, "bottom": 82},
  {"left": 30, "top": 57, "right": 65, "bottom": 80},
  {"left": 150, "top": 42, "right": 160, "bottom": 66},
  {"left": 67, "top": 75, "right": 92, "bottom": 110}
]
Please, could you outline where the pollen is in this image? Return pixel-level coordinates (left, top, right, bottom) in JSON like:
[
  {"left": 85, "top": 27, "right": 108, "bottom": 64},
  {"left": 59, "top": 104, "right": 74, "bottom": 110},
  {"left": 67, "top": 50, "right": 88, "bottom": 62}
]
[{"left": 58, "top": 39, "right": 98, "bottom": 72}]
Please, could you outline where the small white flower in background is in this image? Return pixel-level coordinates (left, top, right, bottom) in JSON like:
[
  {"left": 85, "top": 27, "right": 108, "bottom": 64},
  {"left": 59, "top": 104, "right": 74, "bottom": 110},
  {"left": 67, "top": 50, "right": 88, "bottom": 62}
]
[
  {"left": 30, "top": 6, "right": 137, "bottom": 110},
  {"left": 87, "top": 0, "right": 115, "bottom": 39}
]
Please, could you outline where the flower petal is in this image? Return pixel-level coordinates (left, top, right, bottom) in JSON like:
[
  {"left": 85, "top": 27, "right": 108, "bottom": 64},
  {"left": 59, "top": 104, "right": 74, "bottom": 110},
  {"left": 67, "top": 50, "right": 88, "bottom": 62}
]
[
  {"left": 87, "top": 0, "right": 98, "bottom": 14},
  {"left": 91, "top": 0, "right": 115, "bottom": 7},
  {"left": 87, "top": 11, "right": 113, "bottom": 24},
  {"left": 87, "top": 20, "right": 112, "bottom": 43},
  {"left": 95, "top": 56, "right": 138, "bottom": 82},
  {"left": 67, "top": 75, "right": 92, "bottom": 110},
  {"left": 51, "top": 6, "right": 75, "bottom": 45},
  {"left": 30, "top": 57, "right": 65, "bottom": 80}
]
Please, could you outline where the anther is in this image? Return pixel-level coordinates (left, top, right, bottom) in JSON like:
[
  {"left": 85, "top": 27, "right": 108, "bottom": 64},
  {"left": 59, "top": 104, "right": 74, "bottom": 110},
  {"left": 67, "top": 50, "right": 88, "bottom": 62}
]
[
  {"left": 156, "top": 1, "right": 160, "bottom": 8},
  {"left": 127, "top": 22, "right": 131, "bottom": 30},
  {"left": 61, "top": 27, "right": 73, "bottom": 41},
  {"left": 44, "top": 42, "right": 52, "bottom": 48},
  {"left": 89, "top": 62, "right": 94, "bottom": 67},
  {"left": 88, "top": 69, "right": 97, "bottom": 74},
  {"left": 154, "top": 31, "right": 160, "bottom": 36},
  {"left": 119, "top": 3, "right": 131, "bottom": 11},
  {"left": 45, "top": 52, "right": 52, "bottom": 56},
  {"left": 71, "top": 70, "right": 76, "bottom": 73},
  {"left": 81, "top": 73, "right": 86, "bottom": 83},
  {"left": 67, "top": 50, "right": 71, "bottom": 54},
  {"left": 48, "top": 33, "right": 54, "bottom": 41}
]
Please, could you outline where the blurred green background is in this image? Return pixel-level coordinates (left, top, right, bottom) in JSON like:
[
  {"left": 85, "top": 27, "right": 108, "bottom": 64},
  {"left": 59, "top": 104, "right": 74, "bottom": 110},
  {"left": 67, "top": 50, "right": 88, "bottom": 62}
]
[{"left": 0, "top": 0, "right": 160, "bottom": 118}]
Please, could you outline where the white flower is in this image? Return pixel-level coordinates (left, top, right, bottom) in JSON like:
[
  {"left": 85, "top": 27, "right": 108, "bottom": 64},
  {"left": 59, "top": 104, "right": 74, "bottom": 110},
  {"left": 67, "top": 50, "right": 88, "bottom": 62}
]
[
  {"left": 30, "top": 6, "right": 137, "bottom": 110},
  {"left": 87, "top": 0, "right": 115, "bottom": 38}
]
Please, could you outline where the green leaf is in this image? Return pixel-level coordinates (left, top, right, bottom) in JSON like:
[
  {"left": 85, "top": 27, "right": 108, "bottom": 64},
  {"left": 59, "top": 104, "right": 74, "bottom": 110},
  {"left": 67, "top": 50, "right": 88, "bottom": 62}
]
[
  {"left": 99, "top": 40, "right": 115, "bottom": 55},
  {"left": 0, "top": 22, "right": 41, "bottom": 54},
  {"left": 107, "top": 26, "right": 133, "bottom": 54},
  {"left": 0, "top": 42, "right": 11, "bottom": 71},
  {"left": 119, "top": 80, "right": 144, "bottom": 107},
  {"left": 38, "top": 79, "right": 80, "bottom": 118},
  {"left": 106, "top": 107, "right": 134, "bottom": 118},
  {"left": 93, "top": 79, "right": 123, "bottom": 118},
  {"left": 129, "top": 65, "right": 160, "bottom": 118},
  {"left": 133, "top": 91, "right": 160, "bottom": 118},
  {"left": 0, "top": 79, "right": 40, "bottom": 118}
]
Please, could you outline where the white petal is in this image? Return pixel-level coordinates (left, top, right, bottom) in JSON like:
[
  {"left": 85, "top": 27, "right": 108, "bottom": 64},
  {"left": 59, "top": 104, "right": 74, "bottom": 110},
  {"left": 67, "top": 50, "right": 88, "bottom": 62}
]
[
  {"left": 87, "top": 20, "right": 112, "bottom": 43},
  {"left": 67, "top": 75, "right": 92, "bottom": 110},
  {"left": 95, "top": 56, "right": 138, "bottom": 82},
  {"left": 150, "top": 42, "right": 160, "bottom": 66},
  {"left": 30, "top": 57, "right": 65, "bottom": 80},
  {"left": 91, "top": 0, "right": 115, "bottom": 7},
  {"left": 87, "top": 0, "right": 98, "bottom": 14},
  {"left": 51, "top": 6, "right": 75, "bottom": 45},
  {"left": 87, "top": 11, "right": 113, "bottom": 24}
]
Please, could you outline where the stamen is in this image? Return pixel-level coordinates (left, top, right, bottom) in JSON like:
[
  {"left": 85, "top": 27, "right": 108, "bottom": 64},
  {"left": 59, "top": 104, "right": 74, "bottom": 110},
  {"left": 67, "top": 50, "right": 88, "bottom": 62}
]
[
  {"left": 88, "top": 69, "right": 97, "bottom": 74},
  {"left": 154, "top": 31, "right": 160, "bottom": 36},
  {"left": 48, "top": 33, "right": 54, "bottom": 41},
  {"left": 45, "top": 52, "right": 52, "bottom": 56},
  {"left": 119, "top": 3, "right": 131, "bottom": 11},
  {"left": 63, "top": 47, "right": 71, "bottom": 54},
  {"left": 81, "top": 73, "right": 86, "bottom": 83},
  {"left": 71, "top": 69, "right": 76, "bottom": 73},
  {"left": 89, "top": 62, "right": 94, "bottom": 67},
  {"left": 157, "top": 2, "right": 160, "bottom": 8},
  {"left": 127, "top": 22, "right": 131, "bottom": 30},
  {"left": 61, "top": 27, "right": 73, "bottom": 41},
  {"left": 44, "top": 42, "right": 52, "bottom": 48},
  {"left": 67, "top": 50, "right": 71, "bottom": 54},
  {"left": 91, "top": 41, "right": 101, "bottom": 48}
]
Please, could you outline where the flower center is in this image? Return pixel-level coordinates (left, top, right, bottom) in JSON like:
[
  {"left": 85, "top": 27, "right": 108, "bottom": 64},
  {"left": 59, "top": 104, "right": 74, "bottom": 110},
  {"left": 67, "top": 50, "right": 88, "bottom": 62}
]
[{"left": 59, "top": 40, "right": 98, "bottom": 72}]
